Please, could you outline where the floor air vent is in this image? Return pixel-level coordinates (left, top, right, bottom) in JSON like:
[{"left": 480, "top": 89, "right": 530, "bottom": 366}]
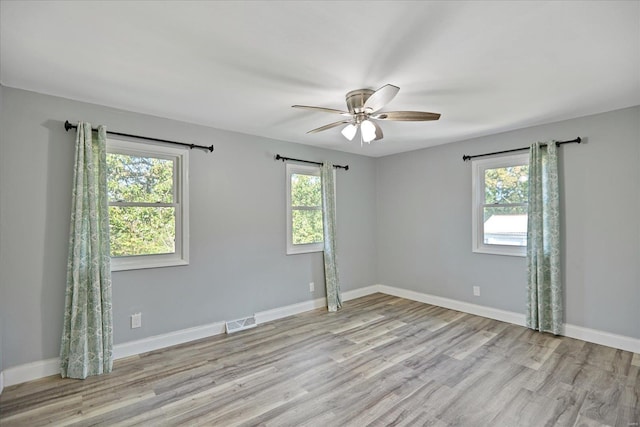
[{"left": 225, "top": 315, "right": 257, "bottom": 334}]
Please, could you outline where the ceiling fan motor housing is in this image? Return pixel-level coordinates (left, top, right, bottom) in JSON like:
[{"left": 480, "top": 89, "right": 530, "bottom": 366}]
[{"left": 345, "top": 89, "right": 374, "bottom": 114}]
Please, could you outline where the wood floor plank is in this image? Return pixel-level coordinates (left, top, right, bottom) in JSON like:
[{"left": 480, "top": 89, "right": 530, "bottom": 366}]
[
  {"left": 0, "top": 394, "right": 83, "bottom": 427},
  {"left": 1, "top": 293, "right": 638, "bottom": 426},
  {"left": 444, "top": 329, "right": 497, "bottom": 360}
]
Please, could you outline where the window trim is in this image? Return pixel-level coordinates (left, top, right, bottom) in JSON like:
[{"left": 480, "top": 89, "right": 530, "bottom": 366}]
[
  {"left": 471, "top": 153, "right": 529, "bottom": 257},
  {"left": 107, "top": 138, "right": 189, "bottom": 271}
]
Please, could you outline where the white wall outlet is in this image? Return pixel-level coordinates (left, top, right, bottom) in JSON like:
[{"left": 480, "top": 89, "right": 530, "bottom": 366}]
[
  {"left": 473, "top": 286, "right": 481, "bottom": 297},
  {"left": 131, "top": 312, "right": 142, "bottom": 329},
  {"left": 309, "top": 282, "right": 315, "bottom": 292}
]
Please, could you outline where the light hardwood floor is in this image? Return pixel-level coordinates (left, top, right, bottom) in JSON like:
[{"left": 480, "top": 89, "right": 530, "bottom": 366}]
[{"left": 1, "top": 293, "right": 638, "bottom": 426}]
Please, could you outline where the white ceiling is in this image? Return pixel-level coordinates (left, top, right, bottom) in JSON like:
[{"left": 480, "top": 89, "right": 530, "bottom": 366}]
[{"left": 1, "top": 1, "right": 639, "bottom": 157}]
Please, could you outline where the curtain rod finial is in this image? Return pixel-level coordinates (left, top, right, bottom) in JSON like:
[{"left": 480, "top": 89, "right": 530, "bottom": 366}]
[{"left": 64, "top": 120, "right": 74, "bottom": 132}]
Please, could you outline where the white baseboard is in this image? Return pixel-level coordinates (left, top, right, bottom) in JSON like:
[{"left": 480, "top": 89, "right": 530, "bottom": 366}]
[
  {"left": 3, "top": 283, "right": 638, "bottom": 388},
  {"left": 254, "top": 285, "right": 380, "bottom": 324},
  {"left": 376, "top": 284, "right": 640, "bottom": 354},
  {"left": 342, "top": 285, "right": 380, "bottom": 301},
  {"left": 563, "top": 323, "right": 640, "bottom": 354},
  {"left": 113, "top": 321, "right": 227, "bottom": 360},
  {"left": 377, "top": 285, "right": 527, "bottom": 327},
  {"left": 2, "top": 285, "right": 378, "bottom": 388},
  {"left": 3, "top": 357, "right": 59, "bottom": 388},
  {"left": 254, "top": 297, "right": 326, "bottom": 324},
  {"left": 3, "top": 321, "right": 227, "bottom": 388}
]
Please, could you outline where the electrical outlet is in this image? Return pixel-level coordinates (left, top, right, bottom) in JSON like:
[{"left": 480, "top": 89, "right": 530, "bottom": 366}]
[
  {"left": 473, "top": 286, "right": 481, "bottom": 297},
  {"left": 131, "top": 312, "right": 142, "bottom": 329},
  {"left": 309, "top": 282, "right": 315, "bottom": 292}
]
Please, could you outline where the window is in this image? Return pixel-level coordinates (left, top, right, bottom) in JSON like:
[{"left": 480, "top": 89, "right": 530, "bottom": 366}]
[
  {"left": 472, "top": 153, "right": 529, "bottom": 256},
  {"left": 106, "top": 139, "right": 189, "bottom": 270},
  {"left": 286, "top": 163, "right": 325, "bottom": 254}
]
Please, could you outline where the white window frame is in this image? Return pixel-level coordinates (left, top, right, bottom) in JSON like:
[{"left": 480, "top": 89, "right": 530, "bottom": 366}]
[
  {"left": 286, "top": 163, "right": 337, "bottom": 255},
  {"left": 107, "top": 138, "right": 189, "bottom": 271},
  {"left": 472, "top": 153, "right": 529, "bottom": 257}
]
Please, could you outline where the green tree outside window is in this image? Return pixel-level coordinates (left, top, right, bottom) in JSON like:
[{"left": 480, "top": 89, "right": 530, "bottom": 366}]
[
  {"left": 107, "top": 153, "right": 176, "bottom": 257},
  {"left": 291, "top": 173, "right": 323, "bottom": 245}
]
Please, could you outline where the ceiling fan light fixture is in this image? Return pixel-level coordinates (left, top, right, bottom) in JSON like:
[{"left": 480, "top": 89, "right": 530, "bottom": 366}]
[
  {"left": 292, "top": 84, "right": 441, "bottom": 146},
  {"left": 360, "top": 120, "right": 376, "bottom": 143},
  {"left": 341, "top": 123, "right": 358, "bottom": 141}
]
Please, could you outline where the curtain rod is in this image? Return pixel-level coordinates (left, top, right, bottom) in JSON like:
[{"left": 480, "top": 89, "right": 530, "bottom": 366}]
[
  {"left": 462, "top": 137, "right": 581, "bottom": 161},
  {"left": 274, "top": 154, "right": 349, "bottom": 170},
  {"left": 64, "top": 120, "right": 214, "bottom": 152}
]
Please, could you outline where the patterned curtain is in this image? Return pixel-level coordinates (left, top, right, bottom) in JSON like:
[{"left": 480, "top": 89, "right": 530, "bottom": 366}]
[
  {"left": 60, "top": 122, "right": 114, "bottom": 379},
  {"left": 321, "top": 163, "right": 342, "bottom": 312},
  {"left": 526, "top": 141, "right": 562, "bottom": 335}
]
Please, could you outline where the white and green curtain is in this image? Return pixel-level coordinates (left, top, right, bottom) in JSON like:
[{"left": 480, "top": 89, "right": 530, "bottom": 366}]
[
  {"left": 60, "top": 122, "right": 114, "bottom": 379},
  {"left": 321, "top": 162, "right": 342, "bottom": 312},
  {"left": 526, "top": 141, "right": 562, "bottom": 335}
]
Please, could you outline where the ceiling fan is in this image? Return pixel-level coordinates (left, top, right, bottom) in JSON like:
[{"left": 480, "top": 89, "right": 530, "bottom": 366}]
[{"left": 292, "top": 84, "right": 440, "bottom": 145}]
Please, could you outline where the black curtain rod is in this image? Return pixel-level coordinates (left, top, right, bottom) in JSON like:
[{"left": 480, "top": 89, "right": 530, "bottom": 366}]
[
  {"left": 462, "top": 137, "right": 581, "bottom": 161},
  {"left": 275, "top": 154, "right": 349, "bottom": 170},
  {"left": 64, "top": 120, "right": 214, "bottom": 152}
]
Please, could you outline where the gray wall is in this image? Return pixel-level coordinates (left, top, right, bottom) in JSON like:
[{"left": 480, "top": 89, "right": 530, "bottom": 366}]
[
  {"left": 1, "top": 85, "right": 638, "bottom": 372},
  {"left": 0, "top": 83, "right": 3, "bottom": 375},
  {"left": 0, "top": 87, "right": 377, "bottom": 369},
  {"left": 376, "top": 106, "right": 640, "bottom": 338}
]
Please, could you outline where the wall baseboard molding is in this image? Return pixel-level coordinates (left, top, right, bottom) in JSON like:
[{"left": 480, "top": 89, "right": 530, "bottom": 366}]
[
  {"left": 112, "top": 321, "right": 227, "bottom": 360},
  {"left": 375, "top": 284, "right": 640, "bottom": 354},
  {"left": 254, "top": 286, "right": 379, "bottom": 324},
  {"left": 342, "top": 285, "right": 380, "bottom": 301},
  {"left": 563, "top": 323, "right": 640, "bottom": 354},
  {"left": 376, "top": 285, "right": 527, "bottom": 327},
  {"left": 2, "top": 285, "right": 379, "bottom": 388},
  {"left": 3, "top": 283, "right": 638, "bottom": 388},
  {"left": 254, "top": 297, "right": 326, "bottom": 325},
  {"left": 3, "top": 357, "right": 59, "bottom": 389}
]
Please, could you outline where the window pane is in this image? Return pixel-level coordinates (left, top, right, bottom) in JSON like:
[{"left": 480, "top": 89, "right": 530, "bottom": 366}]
[
  {"left": 109, "top": 206, "right": 175, "bottom": 256},
  {"left": 291, "top": 174, "right": 321, "bottom": 207},
  {"left": 483, "top": 206, "right": 527, "bottom": 246},
  {"left": 292, "top": 208, "right": 323, "bottom": 244},
  {"left": 484, "top": 165, "right": 529, "bottom": 204},
  {"left": 107, "top": 153, "right": 174, "bottom": 203}
]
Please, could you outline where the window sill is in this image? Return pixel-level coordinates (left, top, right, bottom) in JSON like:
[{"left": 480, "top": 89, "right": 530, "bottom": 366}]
[
  {"left": 286, "top": 243, "right": 324, "bottom": 255},
  {"left": 111, "top": 257, "right": 189, "bottom": 271},
  {"left": 472, "top": 246, "right": 526, "bottom": 257}
]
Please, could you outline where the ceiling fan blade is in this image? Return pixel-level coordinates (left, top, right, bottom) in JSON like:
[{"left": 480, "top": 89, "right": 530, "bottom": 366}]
[
  {"left": 307, "top": 120, "right": 351, "bottom": 134},
  {"left": 363, "top": 84, "right": 400, "bottom": 113},
  {"left": 292, "top": 105, "right": 351, "bottom": 116},
  {"left": 372, "top": 121, "right": 384, "bottom": 141},
  {"left": 372, "top": 111, "right": 441, "bottom": 121}
]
